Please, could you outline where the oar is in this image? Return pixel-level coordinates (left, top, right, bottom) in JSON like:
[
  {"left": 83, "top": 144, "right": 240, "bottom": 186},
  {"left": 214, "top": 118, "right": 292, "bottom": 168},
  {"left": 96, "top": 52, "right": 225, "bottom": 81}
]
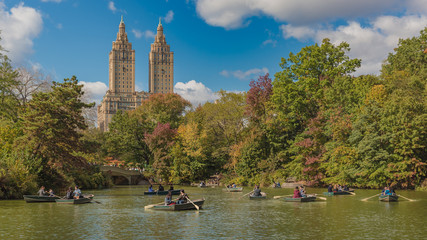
[
  {"left": 361, "top": 193, "right": 381, "bottom": 201},
  {"left": 240, "top": 190, "right": 254, "bottom": 199},
  {"left": 273, "top": 195, "right": 292, "bottom": 199},
  {"left": 186, "top": 196, "right": 199, "bottom": 210},
  {"left": 144, "top": 201, "right": 165, "bottom": 209},
  {"left": 398, "top": 194, "right": 415, "bottom": 202},
  {"left": 343, "top": 190, "right": 356, "bottom": 195},
  {"left": 316, "top": 195, "right": 327, "bottom": 200}
]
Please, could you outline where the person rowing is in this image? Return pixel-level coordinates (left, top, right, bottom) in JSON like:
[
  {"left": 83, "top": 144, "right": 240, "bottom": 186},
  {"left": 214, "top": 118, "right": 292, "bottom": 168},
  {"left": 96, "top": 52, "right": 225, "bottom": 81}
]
[
  {"left": 148, "top": 185, "right": 154, "bottom": 192},
  {"left": 293, "top": 186, "right": 302, "bottom": 198},
  {"left": 176, "top": 190, "right": 188, "bottom": 204},
  {"left": 253, "top": 185, "right": 262, "bottom": 196}
]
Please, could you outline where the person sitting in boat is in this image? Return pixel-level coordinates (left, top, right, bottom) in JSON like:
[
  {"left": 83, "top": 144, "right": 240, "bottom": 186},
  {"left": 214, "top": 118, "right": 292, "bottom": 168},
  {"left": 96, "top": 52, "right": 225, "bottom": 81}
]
[
  {"left": 337, "top": 185, "right": 343, "bottom": 191},
  {"left": 384, "top": 187, "right": 392, "bottom": 196},
  {"left": 343, "top": 185, "right": 349, "bottom": 191},
  {"left": 176, "top": 190, "right": 188, "bottom": 204},
  {"left": 293, "top": 186, "right": 302, "bottom": 198},
  {"left": 169, "top": 184, "right": 174, "bottom": 191},
  {"left": 158, "top": 184, "right": 164, "bottom": 191},
  {"left": 328, "top": 184, "right": 333, "bottom": 192},
  {"left": 48, "top": 189, "right": 55, "bottom": 197},
  {"left": 299, "top": 186, "right": 306, "bottom": 197},
  {"left": 165, "top": 191, "right": 173, "bottom": 205},
  {"left": 232, "top": 183, "right": 237, "bottom": 188},
  {"left": 381, "top": 187, "right": 387, "bottom": 196},
  {"left": 73, "top": 186, "right": 82, "bottom": 199},
  {"left": 200, "top": 181, "right": 206, "bottom": 187},
  {"left": 37, "top": 186, "right": 47, "bottom": 196},
  {"left": 227, "top": 184, "right": 231, "bottom": 188},
  {"left": 65, "top": 187, "right": 73, "bottom": 199},
  {"left": 390, "top": 188, "right": 396, "bottom": 196},
  {"left": 148, "top": 185, "right": 154, "bottom": 192},
  {"left": 253, "top": 185, "right": 262, "bottom": 196}
]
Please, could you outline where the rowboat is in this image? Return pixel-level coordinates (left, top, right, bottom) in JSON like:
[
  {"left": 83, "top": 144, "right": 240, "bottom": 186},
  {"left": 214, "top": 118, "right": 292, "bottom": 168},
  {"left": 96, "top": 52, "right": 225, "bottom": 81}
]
[
  {"left": 249, "top": 192, "right": 267, "bottom": 199},
  {"left": 379, "top": 195, "right": 399, "bottom": 202},
  {"left": 224, "top": 187, "right": 243, "bottom": 192},
  {"left": 323, "top": 189, "right": 355, "bottom": 196},
  {"left": 283, "top": 196, "right": 316, "bottom": 202},
  {"left": 23, "top": 195, "right": 60, "bottom": 203},
  {"left": 146, "top": 198, "right": 205, "bottom": 211},
  {"left": 55, "top": 195, "right": 93, "bottom": 204},
  {"left": 144, "top": 189, "right": 181, "bottom": 195}
]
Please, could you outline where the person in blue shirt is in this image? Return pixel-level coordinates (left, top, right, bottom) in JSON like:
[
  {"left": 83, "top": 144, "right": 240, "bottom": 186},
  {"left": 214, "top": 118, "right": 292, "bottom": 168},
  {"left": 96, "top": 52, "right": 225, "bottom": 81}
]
[
  {"left": 148, "top": 185, "right": 154, "bottom": 192},
  {"left": 328, "top": 184, "right": 333, "bottom": 192},
  {"left": 73, "top": 186, "right": 82, "bottom": 199}
]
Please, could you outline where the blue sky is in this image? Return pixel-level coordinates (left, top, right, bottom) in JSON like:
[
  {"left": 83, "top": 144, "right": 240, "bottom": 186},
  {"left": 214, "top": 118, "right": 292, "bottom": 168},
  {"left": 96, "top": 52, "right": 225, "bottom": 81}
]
[{"left": 0, "top": 0, "right": 426, "bottom": 105}]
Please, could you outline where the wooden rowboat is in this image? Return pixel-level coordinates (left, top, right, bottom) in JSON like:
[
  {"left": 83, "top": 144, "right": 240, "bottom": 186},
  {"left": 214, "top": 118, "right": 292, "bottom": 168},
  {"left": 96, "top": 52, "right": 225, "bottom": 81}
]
[
  {"left": 23, "top": 195, "right": 60, "bottom": 203},
  {"left": 224, "top": 187, "right": 243, "bottom": 192},
  {"left": 146, "top": 198, "right": 205, "bottom": 211},
  {"left": 249, "top": 192, "right": 267, "bottom": 199},
  {"left": 55, "top": 196, "right": 93, "bottom": 204},
  {"left": 379, "top": 195, "right": 399, "bottom": 202},
  {"left": 323, "top": 189, "right": 355, "bottom": 196},
  {"left": 144, "top": 189, "right": 181, "bottom": 195},
  {"left": 284, "top": 196, "right": 316, "bottom": 202}
]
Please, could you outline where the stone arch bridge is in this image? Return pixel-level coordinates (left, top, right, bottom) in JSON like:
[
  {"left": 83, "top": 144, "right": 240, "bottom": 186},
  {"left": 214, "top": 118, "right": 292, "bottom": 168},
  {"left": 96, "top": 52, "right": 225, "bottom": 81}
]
[{"left": 100, "top": 166, "right": 146, "bottom": 185}]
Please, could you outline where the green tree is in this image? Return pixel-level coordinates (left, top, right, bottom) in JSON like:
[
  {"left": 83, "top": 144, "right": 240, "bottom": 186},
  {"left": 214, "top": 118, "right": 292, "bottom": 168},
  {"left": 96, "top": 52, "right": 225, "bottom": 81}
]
[{"left": 18, "top": 76, "right": 94, "bottom": 187}]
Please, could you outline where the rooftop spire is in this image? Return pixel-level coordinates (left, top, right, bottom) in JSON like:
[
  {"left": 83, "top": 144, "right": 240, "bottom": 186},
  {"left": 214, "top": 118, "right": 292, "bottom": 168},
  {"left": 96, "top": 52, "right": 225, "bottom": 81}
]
[
  {"left": 121, "top": 15, "right": 124, "bottom": 24},
  {"left": 159, "top": 17, "right": 162, "bottom": 26}
]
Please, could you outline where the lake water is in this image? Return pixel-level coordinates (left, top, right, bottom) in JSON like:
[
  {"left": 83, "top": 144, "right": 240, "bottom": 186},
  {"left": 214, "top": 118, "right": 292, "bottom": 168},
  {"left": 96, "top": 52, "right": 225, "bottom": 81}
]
[{"left": 1, "top": 186, "right": 426, "bottom": 239}]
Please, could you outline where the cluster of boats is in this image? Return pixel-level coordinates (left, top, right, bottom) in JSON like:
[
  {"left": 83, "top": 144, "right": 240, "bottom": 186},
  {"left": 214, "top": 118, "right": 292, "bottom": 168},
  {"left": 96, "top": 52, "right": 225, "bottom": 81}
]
[
  {"left": 23, "top": 194, "right": 94, "bottom": 204},
  {"left": 22, "top": 185, "right": 404, "bottom": 211}
]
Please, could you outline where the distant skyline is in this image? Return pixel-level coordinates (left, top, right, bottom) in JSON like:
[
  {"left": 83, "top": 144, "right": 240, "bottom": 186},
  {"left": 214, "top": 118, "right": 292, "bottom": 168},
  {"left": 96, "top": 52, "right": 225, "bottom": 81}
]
[{"left": 0, "top": 0, "right": 426, "bottom": 105}]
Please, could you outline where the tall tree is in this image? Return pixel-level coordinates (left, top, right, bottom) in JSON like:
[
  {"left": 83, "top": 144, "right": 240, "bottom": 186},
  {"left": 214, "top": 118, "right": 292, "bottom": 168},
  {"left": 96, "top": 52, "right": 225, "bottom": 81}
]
[{"left": 19, "top": 76, "right": 94, "bottom": 186}]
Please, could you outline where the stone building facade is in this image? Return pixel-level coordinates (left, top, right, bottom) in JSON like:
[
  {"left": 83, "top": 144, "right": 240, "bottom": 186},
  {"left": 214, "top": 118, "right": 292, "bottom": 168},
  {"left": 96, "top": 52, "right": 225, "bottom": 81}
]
[
  {"left": 97, "top": 17, "right": 173, "bottom": 131},
  {"left": 149, "top": 18, "right": 174, "bottom": 94}
]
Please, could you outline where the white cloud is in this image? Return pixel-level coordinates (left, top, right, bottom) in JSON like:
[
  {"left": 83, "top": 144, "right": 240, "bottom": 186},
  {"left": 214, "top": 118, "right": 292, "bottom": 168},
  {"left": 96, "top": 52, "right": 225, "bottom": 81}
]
[
  {"left": 80, "top": 81, "right": 108, "bottom": 104},
  {"left": 132, "top": 29, "right": 142, "bottom": 38},
  {"left": 56, "top": 23, "right": 63, "bottom": 29},
  {"left": 0, "top": 3, "right": 43, "bottom": 64},
  {"left": 220, "top": 67, "right": 269, "bottom": 80},
  {"left": 164, "top": 10, "right": 174, "bottom": 23},
  {"left": 174, "top": 80, "right": 219, "bottom": 106},
  {"left": 262, "top": 39, "right": 277, "bottom": 47},
  {"left": 132, "top": 29, "right": 155, "bottom": 39},
  {"left": 281, "top": 24, "right": 315, "bottom": 40},
  {"left": 108, "top": 1, "right": 117, "bottom": 13},
  {"left": 195, "top": 0, "right": 407, "bottom": 29},
  {"left": 281, "top": 15, "right": 427, "bottom": 75},
  {"left": 41, "top": 0, "right": 62, "bottom": 3}
]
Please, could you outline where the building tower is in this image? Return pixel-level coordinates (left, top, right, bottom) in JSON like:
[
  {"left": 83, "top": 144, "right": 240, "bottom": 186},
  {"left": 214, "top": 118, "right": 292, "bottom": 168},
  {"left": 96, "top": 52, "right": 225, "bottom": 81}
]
[
  {"left": 109, "top": 16, "right": 135, "bottom": 93},
  {"left": 97, "top": 17, "right": 148, "bottom": 132},
  {"left": 149, "top": 18, "right": 174, "bottom": 94}
]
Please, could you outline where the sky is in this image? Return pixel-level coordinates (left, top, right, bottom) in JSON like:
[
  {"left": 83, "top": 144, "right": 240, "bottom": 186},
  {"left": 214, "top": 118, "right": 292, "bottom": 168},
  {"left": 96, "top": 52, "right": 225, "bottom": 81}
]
[{"left": 0, "top": 0, "right": 426, "bottom": 106}]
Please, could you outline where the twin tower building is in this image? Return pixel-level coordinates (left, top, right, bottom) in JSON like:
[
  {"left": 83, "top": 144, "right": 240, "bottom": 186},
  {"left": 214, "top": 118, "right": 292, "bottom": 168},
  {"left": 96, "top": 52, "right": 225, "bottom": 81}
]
[{"left": 97, "top": 17, "right": 174, "bottom": 131}]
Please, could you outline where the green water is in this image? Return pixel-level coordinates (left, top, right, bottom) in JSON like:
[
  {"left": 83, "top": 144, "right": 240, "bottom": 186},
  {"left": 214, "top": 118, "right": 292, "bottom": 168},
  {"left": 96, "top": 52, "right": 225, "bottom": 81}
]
[{"left": 1, "top": 186, "right": 426, "bottom": 239}]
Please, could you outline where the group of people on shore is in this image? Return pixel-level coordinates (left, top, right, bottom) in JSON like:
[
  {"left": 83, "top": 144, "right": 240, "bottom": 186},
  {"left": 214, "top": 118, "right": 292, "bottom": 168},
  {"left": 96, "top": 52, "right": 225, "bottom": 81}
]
[
  {"left": 327, "top": 184, "right": 350, "bottom": 192},
  {"left": 292, "top": 186, "right": 307, "bottom": 198},
  {"left": 38, "top": 185, "right": 83, "bottom": 199}
]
